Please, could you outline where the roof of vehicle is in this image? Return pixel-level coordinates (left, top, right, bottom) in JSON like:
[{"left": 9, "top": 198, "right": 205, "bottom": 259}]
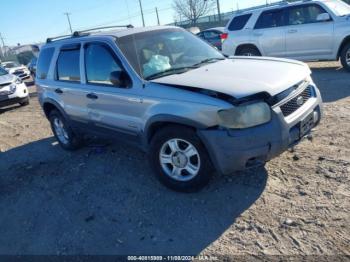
[
  {"left": 1, "top": 61, "right": 16, "bottom": 65},
  {"left": 232, "top": 0, "right": 329, "bottom": 15},
  {"left": 201, "top": 27, "right": 225, "bottom": 33},
  {"left": 44, "top": 25, "right": 180, "bottom": 46}
]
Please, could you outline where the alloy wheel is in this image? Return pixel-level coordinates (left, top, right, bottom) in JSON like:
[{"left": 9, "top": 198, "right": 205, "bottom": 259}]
[
  {"left": 159, "top": 138, "right": 201, "bottom": 182},
  {"left": 53, "top": 117, "right": 69, "bottom": 145}
]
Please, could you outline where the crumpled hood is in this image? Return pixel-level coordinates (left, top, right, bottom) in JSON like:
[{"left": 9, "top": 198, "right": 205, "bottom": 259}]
[
  {"left": 0, "top": 74, "right": 15, "bottom": 86},
  {"left": 152, "top": 57, "right": 311, "bottom": 99}
]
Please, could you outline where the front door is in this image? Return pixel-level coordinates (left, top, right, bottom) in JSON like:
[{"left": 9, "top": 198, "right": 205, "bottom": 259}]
[
  {"left": 284, "top": 3, "right": 334, "bottom": 60},
  {"left": 82, "top": 41, "right": 145, "bottom": 139}
]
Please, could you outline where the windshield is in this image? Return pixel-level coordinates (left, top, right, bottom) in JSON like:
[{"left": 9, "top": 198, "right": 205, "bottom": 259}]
[
  {"left": 324, "top": 0, "right": 350, "bottom": 16},
  {"left": 0, "top": 67, "right": 8, "bottom": 76},
  {"left": 117, "top": 28, "right": 224, "bottom": 80},
  {"left": 3, "top": 62, "right": 20, "bottom": 69}
]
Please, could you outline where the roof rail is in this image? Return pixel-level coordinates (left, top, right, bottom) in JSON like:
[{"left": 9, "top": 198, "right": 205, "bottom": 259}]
[
  {"left": 46, "top": 24, "right": 134, "bottom": 43},
  {"left": 46, "top": 34, "right": 73, "bottom": 43},
  {"left": 73, "top": 24, "right": 134, "bottom": 37},
  {"left": 235, "top": 0, "right": 289, "bottom": 13}
]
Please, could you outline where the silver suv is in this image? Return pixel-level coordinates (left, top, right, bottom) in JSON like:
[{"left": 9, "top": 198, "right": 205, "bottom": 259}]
[
  {"left": 222, "top": 0, "right": 350, "bottom": 71},
  {"left": 37, "top": 26, "right": 323, "bottom": 192}
]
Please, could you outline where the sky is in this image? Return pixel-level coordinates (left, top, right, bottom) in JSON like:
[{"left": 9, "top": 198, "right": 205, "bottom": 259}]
[{"left": 0, "top": 0, "right": 280, "bottom": 46}]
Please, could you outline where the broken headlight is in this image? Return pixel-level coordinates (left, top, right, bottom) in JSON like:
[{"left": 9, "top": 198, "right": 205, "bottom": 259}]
[{"left": 218, "top": 102, "right": 271, "bottom": 129}]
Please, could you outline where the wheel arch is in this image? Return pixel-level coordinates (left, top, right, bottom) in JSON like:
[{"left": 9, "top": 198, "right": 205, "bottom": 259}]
[
  {"left": 337, "top": 35, "right": 350, "bottom": 59},
  {"left": 144, "top": 114, "right": 209, "bottom": 147},
  {"left": 42, "top": 99, "right": 68, "bottom": 120},
  {"left": 235, "top": 43, "right": 262, "bottom": 56}
]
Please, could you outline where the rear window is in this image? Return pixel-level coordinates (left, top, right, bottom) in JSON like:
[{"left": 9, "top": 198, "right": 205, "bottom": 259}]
[
  {"left": 228, "top": 14, "right": 252, "bottom": 31},
  {"left": 255, "top": 9, "right": 285, "bottom": 29},
  {"left": 36, "top": 48, "right": 55, "bottom": 80},
  {"left": 56, "top": 47, "right": 80, "bottom": 82}
]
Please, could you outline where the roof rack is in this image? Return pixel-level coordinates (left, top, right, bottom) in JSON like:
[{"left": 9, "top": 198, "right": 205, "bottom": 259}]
[
  {"left": 46, "top": 34, "right": 73, "bottom": 43},
  {"left": 235, "top": 0, "right": 290, "bottom": 13},
  {"left": 46, "top": 24, "right": 134, "bottom": 43}
]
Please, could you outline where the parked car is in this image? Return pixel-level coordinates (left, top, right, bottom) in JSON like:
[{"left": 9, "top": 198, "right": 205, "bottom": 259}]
[
  {"left": 1, "top": 61, "right": 31, "bottom": 80},
  {"left": 27, "top": 57, "right": 37, "bottom": 78},
  {"left": 197, "top": 27, "right": 225, "bottom": 50},
  {"left": 37, "top": 25, "right": 322, "bottom": 192},
  {"left": 222, "top": 0, "right": 350, "bottom": 71},
  {"left": 0, "top": 66, "right": 30, "bottom": 108}
]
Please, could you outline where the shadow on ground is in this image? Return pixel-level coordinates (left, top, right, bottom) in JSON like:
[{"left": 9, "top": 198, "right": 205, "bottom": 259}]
[
  {"left": 311, "top": 66, "right": 350, "bottom": 103},
  {"left": 0, "top": 137, "right": 267, "bottom": 255}
]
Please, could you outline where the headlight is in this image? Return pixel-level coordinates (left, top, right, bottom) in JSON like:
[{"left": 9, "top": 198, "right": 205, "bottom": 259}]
[
  {"left": 15, "top": 77, "right": 22, "bottom": 84},
  {"left": 218, "top": 102, "right": 271, "bottom": 129},
  {"left": 10, "top": 84, "right": 17, "bottom": 93}
]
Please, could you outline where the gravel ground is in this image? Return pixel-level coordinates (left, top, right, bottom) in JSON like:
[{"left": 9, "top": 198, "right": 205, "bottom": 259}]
[{"left": 0, "top": 62, "right": 349, "bottom": 257}]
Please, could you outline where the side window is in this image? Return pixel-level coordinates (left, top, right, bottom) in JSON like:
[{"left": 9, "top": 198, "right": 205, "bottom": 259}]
[
  {"left": 197, "top": 32, "right": 204, "bottom": 38},
  {"left": 36, "top": 48, "right": 55, "bottom": 80},
  {"left": 203, "top": 31, "right": 220, "bottom": 39},
  {"left": 85, "top": 43, "right": 123, "bottom": 86},
  {"left": 255, "top": 9, "right": 285, "bottom": 29},
  {"left": 228, "top": 14, "right": 252, "bottom": 31},
  {"left": 288, "top": 4, "right": 330, "bottom": 25},
  {"left": 56, "top": 46, "right": 81, "bottom": 82}
]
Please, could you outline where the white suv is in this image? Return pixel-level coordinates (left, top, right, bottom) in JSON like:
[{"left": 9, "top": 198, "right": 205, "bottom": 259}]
[{"left": 222, "top": 0, "right": 350, "bottom": 71}]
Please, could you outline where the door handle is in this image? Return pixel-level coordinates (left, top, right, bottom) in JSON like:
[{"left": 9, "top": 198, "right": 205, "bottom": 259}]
[
  {"left": 55, "top": 88, "right": 63, "bottom": 94},
  {"left": 128, "top": 98, "right": 142, "bottom": 103},
  {"left": 86, "top": 93, "right": 98, "bottom": 100},
  {"left": 288, "top": 29, "right": 298, "bottom": 34}
]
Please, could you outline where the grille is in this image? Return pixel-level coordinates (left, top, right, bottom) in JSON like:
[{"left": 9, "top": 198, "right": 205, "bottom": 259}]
[
  {"left": 280, "top": 86, "right": 313, "bottom": 117},
  {"left": 13, "top": 70, "right": 24, "bottom": 75}
]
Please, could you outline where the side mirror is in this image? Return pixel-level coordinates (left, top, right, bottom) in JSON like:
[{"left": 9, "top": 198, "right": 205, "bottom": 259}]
[
  {"left": 316, "top": 13, "right": 331, "bottom": 22},
  {"left": 110, "top": 71, "right": 131, "bottom": 88}
]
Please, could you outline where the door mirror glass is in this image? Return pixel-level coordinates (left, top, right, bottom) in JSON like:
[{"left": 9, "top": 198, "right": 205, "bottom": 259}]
[
  {"left": 110, "top": 71, "right": 131, "bottom": 88},
  {"left": 316, "top": 13, "right": 331, "bottom": 22}
]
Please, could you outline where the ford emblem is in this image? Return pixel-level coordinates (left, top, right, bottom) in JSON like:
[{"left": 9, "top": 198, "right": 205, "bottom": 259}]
[{"left": 296, "top": 96, "right": 304, "bottom": 106}]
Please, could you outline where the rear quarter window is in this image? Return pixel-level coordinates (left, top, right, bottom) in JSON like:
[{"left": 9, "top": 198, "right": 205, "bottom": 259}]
[
  {"left": 228, "top": 14, "right": 252, "bottom": 31},
  {"left": 36, "top": 48, "right": 55, "bottom": 80}
]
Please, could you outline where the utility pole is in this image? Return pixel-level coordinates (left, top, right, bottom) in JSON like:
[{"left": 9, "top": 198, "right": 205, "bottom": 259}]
[
  {"left": 0, "top": 33, "right": 5, "bottom": 48},
  {"left": 0, "top": 33, "right": 5, "bottom": 58},
  {"left": 64, "top": 12, "right": 73, "bottom": 34},
  {"left": 216, "top": 0, "right": 221, "bottom": 23},
  {"left": 155, "top": 7, "right": 160, "bottom": 25},
  {"left": 138, "top": 0, "right": 145, "bottom": 27}
]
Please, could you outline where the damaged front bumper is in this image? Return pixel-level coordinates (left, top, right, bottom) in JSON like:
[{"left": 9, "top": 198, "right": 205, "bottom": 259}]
[{"left": 198, "top": 85, "right": 323, "bottom": 175}]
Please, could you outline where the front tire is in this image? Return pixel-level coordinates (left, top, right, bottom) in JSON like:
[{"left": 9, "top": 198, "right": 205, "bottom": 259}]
[
  {"left": 149, "top": 126, "right": 214, "bottom": 192},
  {"left": 340, "top": 42, "right": 350, "bottom": 72},
  {"left": 49, "top": 110, "right": 82, "bottom": 151}
]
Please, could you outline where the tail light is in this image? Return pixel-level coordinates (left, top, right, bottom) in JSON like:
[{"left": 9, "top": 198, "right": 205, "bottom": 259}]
[{"left": 220, "top": 33, "right": 228, "bottom": 42}]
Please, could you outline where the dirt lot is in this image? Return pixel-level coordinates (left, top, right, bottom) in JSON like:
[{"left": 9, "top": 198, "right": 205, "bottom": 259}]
[{"left": 0, "top": 62, "right": 349, "bottom": 257}]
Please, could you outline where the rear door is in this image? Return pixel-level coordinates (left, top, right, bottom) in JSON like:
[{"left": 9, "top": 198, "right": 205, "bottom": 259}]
[
  {"left": 253, "top": 9, "right": 286, "bottom": 57},
  {"left": 54, "top": 43, "right": 90, "bottom": 127},
  {"left": 284, "top": 3, "right": 334, "bottom": 60}
]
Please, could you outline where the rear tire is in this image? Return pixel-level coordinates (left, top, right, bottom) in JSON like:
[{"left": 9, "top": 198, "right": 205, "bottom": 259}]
[
  {"left": 149, "top": 126, "right": 214, "bottom": 192},
  {"left": 340, "top": 42, "right": 350, "bottom": 72},
  {"left": 236, "top": 46, "right": 261, "bottom": 56},
  {"left": 49, "top": 110, "right": 82, "bottom": 151}
]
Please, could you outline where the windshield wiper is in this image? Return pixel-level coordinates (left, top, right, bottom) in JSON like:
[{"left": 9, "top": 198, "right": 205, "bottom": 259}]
[
  {"left": 145, "top": 66, "right": 199, "bottom": 80},
  {"left": 192, "top": 57, "right": 225, "bottom": 67}
]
